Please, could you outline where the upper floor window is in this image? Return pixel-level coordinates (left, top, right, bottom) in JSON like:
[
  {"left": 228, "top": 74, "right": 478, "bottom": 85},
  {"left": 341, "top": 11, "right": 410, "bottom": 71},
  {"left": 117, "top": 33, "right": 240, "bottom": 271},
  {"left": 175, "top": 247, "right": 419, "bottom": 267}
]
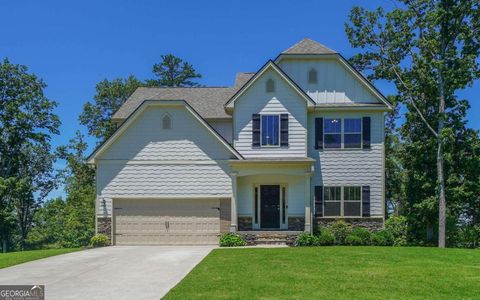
[
  {"left": 266, "top": 78, "right": 275, "bottom": 93},
  {"left": 162, "top": 114, "right": 172, "bottom": 129},
  {"left": 324, "top": 118, "right": 362, "bottom": 149},
  {"left": 261, "top": 115, "right": 279, "bottom": 146},
  {"left": 308, "top": 69, "right": 317, "bottom": 84}
]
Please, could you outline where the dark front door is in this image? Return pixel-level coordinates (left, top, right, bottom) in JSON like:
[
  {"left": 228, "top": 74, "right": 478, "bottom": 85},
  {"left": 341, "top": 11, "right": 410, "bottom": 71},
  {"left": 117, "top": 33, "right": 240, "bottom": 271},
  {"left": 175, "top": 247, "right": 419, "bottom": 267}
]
[{"left": 260, "top": 185, "right": 280, "bottom": 229}]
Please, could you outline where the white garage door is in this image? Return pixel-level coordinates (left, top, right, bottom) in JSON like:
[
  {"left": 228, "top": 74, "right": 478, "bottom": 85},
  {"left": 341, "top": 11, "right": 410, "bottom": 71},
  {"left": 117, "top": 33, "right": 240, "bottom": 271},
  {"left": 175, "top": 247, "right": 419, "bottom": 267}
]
[{"left": 113, "top": 198, "right": 220, "bottom": 245}]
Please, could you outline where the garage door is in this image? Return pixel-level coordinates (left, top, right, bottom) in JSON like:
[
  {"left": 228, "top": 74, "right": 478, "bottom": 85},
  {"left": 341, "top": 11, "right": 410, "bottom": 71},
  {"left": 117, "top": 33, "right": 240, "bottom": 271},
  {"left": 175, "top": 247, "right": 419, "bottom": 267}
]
[{"left": 113, "top": 198, "right": 220, "bottom": 245}]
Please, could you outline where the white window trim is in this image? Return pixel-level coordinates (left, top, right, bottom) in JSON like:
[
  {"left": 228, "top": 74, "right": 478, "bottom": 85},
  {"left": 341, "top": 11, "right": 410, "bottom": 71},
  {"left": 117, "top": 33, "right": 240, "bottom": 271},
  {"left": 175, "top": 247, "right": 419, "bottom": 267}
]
[
  {"left": 260, "top": 114, "right": 281, "bottom": 147},
  {"left": 322, "top": 186, "right": 362, "bottom": 217},
  {"left": 323, "top": 118, "right": 363, "bottom": 150},
  {"left": 253, "top": 183, "right": 288, "bottom": 230}
]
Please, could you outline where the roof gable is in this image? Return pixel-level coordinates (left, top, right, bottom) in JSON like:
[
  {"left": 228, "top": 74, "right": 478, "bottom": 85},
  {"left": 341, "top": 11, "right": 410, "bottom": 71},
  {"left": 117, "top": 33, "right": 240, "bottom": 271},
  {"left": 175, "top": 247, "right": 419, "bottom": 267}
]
[
  {"left": 282, "top": 38, "right": 337, "bottom": 55},
  {"left": 88, "top": 100, "right": 243, "bottom": 164},
  {"left": 225, "top": 60, "right": 316, "bottom": 109}
]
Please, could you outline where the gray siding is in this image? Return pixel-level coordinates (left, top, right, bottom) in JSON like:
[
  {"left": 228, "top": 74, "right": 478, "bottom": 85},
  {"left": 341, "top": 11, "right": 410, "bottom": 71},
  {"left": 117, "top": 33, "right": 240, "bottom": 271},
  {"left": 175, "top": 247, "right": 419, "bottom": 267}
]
[
  {"left": 233, "top": 68, "right": 308, "bottom": 158},
  {"left": 308, "top": 111, "right": 385, "bottom": 217},
  {"left": 208, "top": 119, "right": 233, "bottom": 144},
  {"left": 96, "top": 105, "right": 234, "bottom": 217}
]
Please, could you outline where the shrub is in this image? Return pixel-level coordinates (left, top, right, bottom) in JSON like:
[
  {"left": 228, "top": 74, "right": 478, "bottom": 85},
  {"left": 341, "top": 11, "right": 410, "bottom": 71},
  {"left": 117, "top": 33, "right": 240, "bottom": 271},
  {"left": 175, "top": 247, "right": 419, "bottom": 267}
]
[
  {"left": 371, "top": 230, "right": 394, "bottom": 246},
  {"left": 317, "top": 229, "right": 335, "bottom": 246},
  {"left": 345, "top": 234, "right": 363, "bottom": 246},
  {"left": 219, "top": 233, "right": 246, "bottom": 247},
  {"left": 90, "top": 234, "right": 110, "bottom": 247},
  {"left": 351, "top": 227, "right": 372, "bottom": 245},
  {"left": 385, "top": 216, "right": 408, "bottom": 246},
  {"left": 296, "top": 232, "right": 319, "bottom": 246},
  {"left": 330, "top": 220, "right": 352, "bottom": 245}
]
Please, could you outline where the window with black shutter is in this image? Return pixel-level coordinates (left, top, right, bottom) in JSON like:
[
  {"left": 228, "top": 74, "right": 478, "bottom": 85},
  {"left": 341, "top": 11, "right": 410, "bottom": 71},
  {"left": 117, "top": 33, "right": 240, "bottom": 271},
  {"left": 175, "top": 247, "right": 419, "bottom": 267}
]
[
  {"left": 362, "top": 185, "right": 371, "bottom": 217},
  {"left": 315, "top": 117, "right": 323, "bottom": 150},
  {"left": 314, "top": 186, "right": 323, "bottom": 217},
  {"left": 362, "top": 117, "right": 371, "bottom": 149},
  {"left": 252, "top": 114, "right": 260, "bottom": 147},
  {"left": 280, "top": 114, "right": 289, "bottom": 147}
]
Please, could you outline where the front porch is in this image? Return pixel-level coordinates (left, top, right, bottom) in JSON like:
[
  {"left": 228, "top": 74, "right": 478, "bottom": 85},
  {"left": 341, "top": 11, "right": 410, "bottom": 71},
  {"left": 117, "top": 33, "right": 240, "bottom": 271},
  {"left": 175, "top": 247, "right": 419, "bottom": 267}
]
[{"left": 229, "top": 158, "right": 315, "bottom": 234}]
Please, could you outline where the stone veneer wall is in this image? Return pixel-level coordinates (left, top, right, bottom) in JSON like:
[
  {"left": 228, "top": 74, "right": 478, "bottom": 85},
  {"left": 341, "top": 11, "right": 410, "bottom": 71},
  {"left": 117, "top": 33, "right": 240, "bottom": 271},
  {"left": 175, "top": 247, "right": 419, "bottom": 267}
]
[
  {"left": 97, "top": 217, "right": 112, "bottom": 243},
  {"left": 238, "top": 216, "right": 253, "bottom": 231},
  {"left": 220, "top": 199, "right": 231, "bottom": 233},
  {"left": 238, "top": 232, "right": 299, "bottom": 246},
  {"left": 288, "top": 217, "right": 305, "bottom": 231},
  {"left": 315, "top": 217, "right": 384, "bottom": 231}
]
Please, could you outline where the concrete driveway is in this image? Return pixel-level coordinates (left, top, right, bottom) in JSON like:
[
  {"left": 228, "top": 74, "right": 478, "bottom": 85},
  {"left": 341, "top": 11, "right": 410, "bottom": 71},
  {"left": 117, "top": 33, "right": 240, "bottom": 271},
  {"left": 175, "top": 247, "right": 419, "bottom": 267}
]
[{"left": 0, "top": 246, "right": 214, "bottom": 300}]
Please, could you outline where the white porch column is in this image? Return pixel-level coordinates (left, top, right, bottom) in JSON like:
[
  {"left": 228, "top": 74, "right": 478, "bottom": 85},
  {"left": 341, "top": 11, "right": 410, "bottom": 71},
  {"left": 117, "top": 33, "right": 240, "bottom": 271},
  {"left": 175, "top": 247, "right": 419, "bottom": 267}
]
[
  {"left": 230, "top": 172, "right": 238, "bottom": 232},
  {"left": 304, "top": 171, "right": 312, "bottom": 232}
]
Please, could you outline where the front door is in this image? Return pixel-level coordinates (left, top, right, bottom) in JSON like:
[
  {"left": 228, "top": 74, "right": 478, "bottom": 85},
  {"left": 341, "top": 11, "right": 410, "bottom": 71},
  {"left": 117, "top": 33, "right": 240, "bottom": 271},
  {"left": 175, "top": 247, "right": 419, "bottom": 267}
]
[{"left": 260, "top": 185, "right": 280, "bottom": 229}]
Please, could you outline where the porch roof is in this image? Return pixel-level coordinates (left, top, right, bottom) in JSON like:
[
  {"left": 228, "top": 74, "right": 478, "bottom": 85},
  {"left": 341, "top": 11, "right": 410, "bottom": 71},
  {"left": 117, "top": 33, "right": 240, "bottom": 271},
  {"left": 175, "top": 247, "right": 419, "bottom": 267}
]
[{"left": 229, "top": 157, "right": 315, "bottom": 166}]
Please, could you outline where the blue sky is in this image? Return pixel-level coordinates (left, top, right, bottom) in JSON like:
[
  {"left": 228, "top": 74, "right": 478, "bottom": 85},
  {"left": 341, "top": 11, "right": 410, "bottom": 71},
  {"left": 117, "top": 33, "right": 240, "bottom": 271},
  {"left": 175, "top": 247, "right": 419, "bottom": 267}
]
[{"left": 1, "top": 0, "right": 479, "bottom": 198}]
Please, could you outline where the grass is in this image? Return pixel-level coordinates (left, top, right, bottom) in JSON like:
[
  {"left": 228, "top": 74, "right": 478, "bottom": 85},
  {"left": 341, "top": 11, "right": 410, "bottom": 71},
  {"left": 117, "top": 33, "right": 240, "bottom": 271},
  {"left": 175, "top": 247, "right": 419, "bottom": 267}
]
[
  {"left": 165, "top": 247, "right": 480, "bottom": 300},
  {"left": 0, "top": 248, "right": 81, "bottom": 269}
]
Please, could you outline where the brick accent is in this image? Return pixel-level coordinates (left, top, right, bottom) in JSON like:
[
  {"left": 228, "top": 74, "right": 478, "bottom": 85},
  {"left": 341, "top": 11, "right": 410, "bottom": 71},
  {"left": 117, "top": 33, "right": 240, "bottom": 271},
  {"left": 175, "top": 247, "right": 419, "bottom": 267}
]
[
  {"left": 288, "top": 217, "right": 305, "bottom": 231},
  {"left": 315, "top": 217, "right": 384, "bottom": 232},
  {"left": 238, "top": 216, "right": 253, "bottom": 231},
  {"left": 220, "top": 199, "right": 231, "bottom": 233},
  {"left": 97, "top": 217, "right": 112, "bottom": 243}
]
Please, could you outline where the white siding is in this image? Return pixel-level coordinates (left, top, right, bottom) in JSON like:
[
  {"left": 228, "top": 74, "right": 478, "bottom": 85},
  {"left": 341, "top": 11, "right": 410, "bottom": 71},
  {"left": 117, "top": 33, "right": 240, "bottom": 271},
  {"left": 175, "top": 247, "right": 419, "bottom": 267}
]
[
  {"left": 96, "top": 106, "right": 233, "bottom": 217},
  {"left": 308, "top": 111, "right": 384, "bottom": 217},
  {"left": 278, "top": 58, "right": 378, "bottom": 104},
  {"left": 208, "top": 120, "right": 233, "bottom": 144},
  {"left": 233, "top": 68, "right": 308, "bottom": 158}
]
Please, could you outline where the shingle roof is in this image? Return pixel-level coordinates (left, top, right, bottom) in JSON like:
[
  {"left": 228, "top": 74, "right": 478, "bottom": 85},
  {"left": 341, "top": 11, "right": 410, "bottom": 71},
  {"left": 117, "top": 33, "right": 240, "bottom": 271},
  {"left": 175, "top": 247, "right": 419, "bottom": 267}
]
[
  {"left": 282, "top": 38, "right": 337, "bottom": 55},
  {"left": 112, "top": 72, "right": 255, "bottom": 120}
]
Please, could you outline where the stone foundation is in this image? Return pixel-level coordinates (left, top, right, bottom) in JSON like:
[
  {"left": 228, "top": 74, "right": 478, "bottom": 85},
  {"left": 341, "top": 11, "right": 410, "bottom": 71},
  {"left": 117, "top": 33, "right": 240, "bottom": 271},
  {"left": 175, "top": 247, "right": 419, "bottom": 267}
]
[
  {"left": 288, "top": 217, "right": 305, "bottom": 231},
  {"left": 238, "top": 216, "right": 253, "bottom": 231},
  {"left": 97, "top": 217, "right": 112, "bottom": 243},
  {"left": 238, "top": 232, "right": 300, "bottom": 246},
  {"left": 315, "top": 217, "right": 384, "bottom": 232}
]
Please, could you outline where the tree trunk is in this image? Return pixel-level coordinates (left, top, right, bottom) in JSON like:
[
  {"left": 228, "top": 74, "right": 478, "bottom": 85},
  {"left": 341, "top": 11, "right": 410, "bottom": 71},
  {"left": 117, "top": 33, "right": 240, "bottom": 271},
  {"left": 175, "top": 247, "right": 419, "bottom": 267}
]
[{"left": 437, "top": 62, "right": 446, "bottom": 248}]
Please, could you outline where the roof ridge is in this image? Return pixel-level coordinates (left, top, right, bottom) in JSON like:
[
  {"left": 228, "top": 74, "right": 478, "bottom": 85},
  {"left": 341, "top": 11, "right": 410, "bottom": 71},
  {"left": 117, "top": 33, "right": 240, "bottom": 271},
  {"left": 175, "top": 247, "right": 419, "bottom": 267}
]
[{"left": 282, "top": 38, "right": 337, "bottom": 54}]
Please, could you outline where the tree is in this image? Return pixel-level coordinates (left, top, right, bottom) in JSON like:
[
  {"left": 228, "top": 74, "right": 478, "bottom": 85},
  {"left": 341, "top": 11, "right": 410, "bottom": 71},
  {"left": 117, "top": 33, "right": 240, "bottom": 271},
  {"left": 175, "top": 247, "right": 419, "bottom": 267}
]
[
  {"left": 0, "top": 58, "right": 60, "bottom": 250},
  {"left": 79, "top": 75, "right": 143, "bottom": 141},
  {"left": 345, "top": 0, "right": 480, "bottom": 247},
  {"left": 147, "top": 54, "right": 202, "bottom": 87}
]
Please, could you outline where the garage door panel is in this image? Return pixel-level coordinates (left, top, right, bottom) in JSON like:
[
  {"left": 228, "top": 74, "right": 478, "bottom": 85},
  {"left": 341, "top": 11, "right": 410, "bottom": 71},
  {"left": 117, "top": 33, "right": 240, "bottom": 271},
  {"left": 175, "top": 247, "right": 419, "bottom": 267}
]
[{"left": 113, "top": 198, "right": 220, "bottom": 245}]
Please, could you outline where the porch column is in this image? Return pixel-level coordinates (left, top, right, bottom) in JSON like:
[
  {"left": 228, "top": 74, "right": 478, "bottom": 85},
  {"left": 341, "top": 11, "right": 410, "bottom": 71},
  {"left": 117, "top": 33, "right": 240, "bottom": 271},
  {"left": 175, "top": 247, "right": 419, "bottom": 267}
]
[
  {"left": 304, "top": 171, "right": 312, "bottom": 232},
  {"left": 230, "top": 172, "right": 238, "bottom": 232}
]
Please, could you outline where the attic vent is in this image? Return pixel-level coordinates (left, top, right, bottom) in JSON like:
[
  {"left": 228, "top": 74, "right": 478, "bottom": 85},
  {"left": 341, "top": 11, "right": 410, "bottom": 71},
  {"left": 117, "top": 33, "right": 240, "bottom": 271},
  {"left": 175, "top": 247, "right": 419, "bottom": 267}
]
[
  {"left": 266, "top": 78, "right": 275, "bottom": 93},
  {"left": 162, "top": 114, "right": 172, "bottom": 129},
  {"left": 308, "top": 68, "right": 318, "bottom": 84}
]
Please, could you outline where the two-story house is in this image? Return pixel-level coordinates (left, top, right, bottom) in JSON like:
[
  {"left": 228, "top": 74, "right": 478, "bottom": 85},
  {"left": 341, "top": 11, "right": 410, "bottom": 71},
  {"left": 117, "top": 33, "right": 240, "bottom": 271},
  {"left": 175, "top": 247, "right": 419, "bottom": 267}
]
[{"left": 88, "top": 38, "right": 392, "bottom": 245}]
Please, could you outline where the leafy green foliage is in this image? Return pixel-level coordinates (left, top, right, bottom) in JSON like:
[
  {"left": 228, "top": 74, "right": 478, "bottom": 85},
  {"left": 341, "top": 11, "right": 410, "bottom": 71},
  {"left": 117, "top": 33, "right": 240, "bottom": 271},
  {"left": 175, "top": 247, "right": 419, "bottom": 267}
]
[
  {"left": 372, "top": 230, "right": 395, "bottom": 246},
  {"left": 147, "top": 54, "right": 202, "bottom": 87},
  {"left": 345, "top": 234, "right": 363, "bottom": 246},
  {"left": 295, "top": 233, "right": 319, "bottom": 246},
  {"left": 90, "top": 234, "right": 110, "bottom": 247},
  {"left": 385, "top": 216, "right": 408, "bottom": 246},
  {"left": 219, "top": 233, "right": 246, "bottom": 247},
  {"left": 350, "top": 227, "right": 372, "bottom": 245},
  {"left": 317, "top": 229, "right": 335, "bottom": 246},
  {"left": 0, "top": 58, "right": 60, "bottom": 250},
  {"left": 330, "top": 220, "right": 352, "bottom": 245}
]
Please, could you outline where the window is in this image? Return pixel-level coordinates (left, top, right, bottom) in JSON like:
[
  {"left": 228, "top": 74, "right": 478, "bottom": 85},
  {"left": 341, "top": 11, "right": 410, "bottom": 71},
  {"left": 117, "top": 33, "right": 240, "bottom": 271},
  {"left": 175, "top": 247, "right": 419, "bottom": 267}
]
[
  {"left": 261, "top": 115, "right": 279, "bottom": 146},
  {"left": 323, "top": 118, "right": 362, "bottom": 149},
  {"left": 322, "top": 186, "right": 361, "bottom": 217},
  {"left": 162, "top": 114, "right": 172, "bottom": 129},
  {"left": 344, "top": 186, "right": 361, "bottom": 216},
  {"left": 344, "top": 118, "right": 361, "bottom": 148},
  {"left": 308, "top": 69, "right": 317, "bottom": 84},
  {"left": 324, "top": 118, "right": 341, "bottom": 148},
  {"left": 266, "top": 78, "right": 275, "bottom": 93}
]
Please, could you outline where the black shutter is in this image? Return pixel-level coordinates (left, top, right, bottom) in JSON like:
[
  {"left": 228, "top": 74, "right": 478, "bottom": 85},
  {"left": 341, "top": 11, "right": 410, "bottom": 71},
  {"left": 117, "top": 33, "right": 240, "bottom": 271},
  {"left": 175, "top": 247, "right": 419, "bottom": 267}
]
[
  {"left": 280, "top": 114, "right": 289, "bottom": 147},
  {"left": 252, "top": 114, "right": 260, "bottom": 147},
  {"left": 363, "top": 117, "right": 371, "bottom": 149},
  {"left": 362, "top": 185, "right": 370, "bottom": 217},
  {"left": 314, "top": 186, "right": 323, "bottom": 217},
  {"left": 315, "top": 118, "right": 323, "bottom": 150}
]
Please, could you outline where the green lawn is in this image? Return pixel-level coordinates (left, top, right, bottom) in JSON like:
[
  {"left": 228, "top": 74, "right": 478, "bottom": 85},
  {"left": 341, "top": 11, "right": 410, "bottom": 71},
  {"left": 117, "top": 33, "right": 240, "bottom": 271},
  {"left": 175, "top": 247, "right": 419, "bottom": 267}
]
[
  {"left": 165, "top": 247, "right": 480, "bottom": 300},
  {"left": 0, "top": 248, "right": 81, "bottom": 269}
]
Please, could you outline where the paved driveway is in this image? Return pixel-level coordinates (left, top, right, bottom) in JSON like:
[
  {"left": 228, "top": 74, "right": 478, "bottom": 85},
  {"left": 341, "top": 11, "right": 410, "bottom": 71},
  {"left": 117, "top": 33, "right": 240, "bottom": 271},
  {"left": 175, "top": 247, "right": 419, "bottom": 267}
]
[{"left": 0, "top": 246, "right": 214, "bottom": 299}]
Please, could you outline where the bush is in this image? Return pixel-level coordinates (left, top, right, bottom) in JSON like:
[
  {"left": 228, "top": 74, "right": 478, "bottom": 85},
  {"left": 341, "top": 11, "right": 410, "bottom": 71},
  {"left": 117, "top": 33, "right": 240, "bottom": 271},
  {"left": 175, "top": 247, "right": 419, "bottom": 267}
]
[
  {"left": 351, "top": 227, "right": 372, "bottom": 245},
  {"left": 90, "top": 234, "right": 110, "bottom": 247},
  {"left": 385, "top": 216, "right": 408, "bottom": 246},
  {"left": 345, "top": 234, "right": 364, "bottom": 246},
  {"left": 317, "top": 229, "right": 335, "bottom": 246},
  {"left": 219, "top": 233, "right": 246, "bottom": 247},
  {"left": 371, "top": 230, "right": 394, "bottom": 246},
  {"left": 330, "top": 220, "right": 352, "bottom": 245},
  {"left": 296, "top": 232, "right": 319, "bottom": 246}
]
